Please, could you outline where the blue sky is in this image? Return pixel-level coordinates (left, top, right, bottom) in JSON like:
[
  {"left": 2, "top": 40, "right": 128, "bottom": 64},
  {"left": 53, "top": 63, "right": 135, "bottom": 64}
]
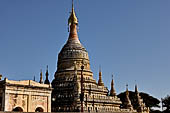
[{"left": 0, "top": 0, "right": 170, "bottom": 100}]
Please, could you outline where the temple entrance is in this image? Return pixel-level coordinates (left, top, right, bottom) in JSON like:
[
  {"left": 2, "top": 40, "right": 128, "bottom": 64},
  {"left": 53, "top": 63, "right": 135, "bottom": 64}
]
[
  {"left": 35, "top": 107, "right": 44, "bottom": 112},
  {"left": 13, "top": 107, "right": 23, "bottom": 112}
]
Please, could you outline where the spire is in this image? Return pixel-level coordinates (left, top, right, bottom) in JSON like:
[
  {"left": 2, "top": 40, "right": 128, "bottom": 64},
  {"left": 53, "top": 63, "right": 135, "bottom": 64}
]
[
  {"left": 39, "top": 69, "right": 43, "bottom": 84},
  {"left": 98, "top": 66, "right": 104, "bottom": 86},
  {"left": 68, "top": 0, "right": 78, "bottom": 26},
  {"left": 135, "top": 84, "right": 141, "bottom": 104},
  {"left": 44, "top": 65, "right": 50, "bottom": 84},
  {"left": 135, "top": 84, "right": 139, "bottom": 94},
  {"left": 33, "top": 76, "right": 36, "bottom": 81},
  {"left": 124, "top": 84, "right": 133, "bottom": 111},
  {"left": 67, "top": 0, "right": 80, "bottom": 44},
  {"left": 126, "top": 84, "right": 129, "bottom": 93},
  {"left": 110, "top": 74, "right": 116, "bottom": 96},
  {"left": 135, "top": 84, "right": 140, "bottom": 99},
  {"left": 125, "top": 84, "right": 130, "bottom": 101},
  {"left": 134, "top": 85, "right": 149, "bottom": 112},
  {"left": 134, "top": 84, "right": 144, "bottom": 112}
]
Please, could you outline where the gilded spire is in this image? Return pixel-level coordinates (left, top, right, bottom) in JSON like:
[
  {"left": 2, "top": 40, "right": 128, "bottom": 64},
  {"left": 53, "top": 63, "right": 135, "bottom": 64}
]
[
  {"left": 44, "top": 65, "right": 50, "bottom": 84},
  {"left": 68, "top": 0, "right": 78, "bottom": 26},
  {"left": 67, "top": 0, "right": 80, "bottom": 43},
  {"left": 39, "top": 69, "right": 43, "bottom": 84},
  {"left": 98, "top": 66, "right": 104, "bottom": 86},
  {"left": 110, "top": 74, "right": 116, "bottom": 96}
]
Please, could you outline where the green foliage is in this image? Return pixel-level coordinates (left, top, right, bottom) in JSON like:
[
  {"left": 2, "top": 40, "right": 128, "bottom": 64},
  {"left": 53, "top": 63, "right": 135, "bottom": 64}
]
[
  {"left": 117, "top": 91, "right": 160, "bottom": 110},
  {"left": 162, "top": 95, "right": 170, "bottom": 113},
  {"left": 140, "top": 92, "right": 160, "bottom": 108}
]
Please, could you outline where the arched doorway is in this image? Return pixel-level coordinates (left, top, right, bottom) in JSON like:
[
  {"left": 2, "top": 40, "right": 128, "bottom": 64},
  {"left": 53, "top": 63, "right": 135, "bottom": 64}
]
[
  {"left": 13, "top": 107, "right": 23, "bottom": 112},
  {"left": 35, "top": 107, "right": 44, "bottom": 112}
]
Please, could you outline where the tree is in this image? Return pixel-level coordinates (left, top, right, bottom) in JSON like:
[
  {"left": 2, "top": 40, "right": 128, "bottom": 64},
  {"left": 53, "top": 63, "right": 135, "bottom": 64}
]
[
  {"left": 162, "top": 95, "right": 170, "bottom": 113},
  {"left": 118, "top": 91, "right": 160, "bottom": 111},
  {"left": 140, "top": 92, "right": 160, "bottom": 108}
]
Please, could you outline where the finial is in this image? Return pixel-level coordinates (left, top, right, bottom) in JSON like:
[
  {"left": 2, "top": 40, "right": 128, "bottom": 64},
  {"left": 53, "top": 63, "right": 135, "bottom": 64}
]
[
  {"left": 125, "top": 83, "right": 133, "bottom": 111},
  {"left": 72, "top": 0, "right": 74, "bottom": 9},
  {"left": 135, "top": 84, "right": 138, "bottom": 93},
  {"left": 134, "top": 80, "right": 138, "bottom": 92},
  {"left": 126, "top": 84, "right": 129, "bottom": 96},
  {"left": 33, "top": 76, "right": 35, "bottom": 81},
  {"left": 126, "top": 84, "right": 128, "bottom": 91},
  {"left": 47, "top": 65, "right": 48, "bottom": 71},
  {"left": 126, "top": 84, "right": 129, "bottom": 97},
  {"left": 98, "top": 65, "right": 104, "bottom": 86},
  {"left": 46, "top": 65, "right": 49, "bottom": 74},
  {"left": 39, "top": 69, "right": 43, "bottom": 84},
  {"left": 99, "top": 65, "right": 101, "bottom": 72},
  {"left": 99, "top": 65, "right": 102, "bottom": 77},
  {"left": 111, "top": 74, "right": 114, "bottom": 86},
  {"left": 68, "top": 0, "right": 78, "bottom": 26},
  {"left": 44, "top": 66, "right": 50, "bottom": 84},
  {"left": 67, "top": 0, "right": 80, "bottom": 43},
  {"left": 110, "top": 74, "right": 116, "bottom": 96}
]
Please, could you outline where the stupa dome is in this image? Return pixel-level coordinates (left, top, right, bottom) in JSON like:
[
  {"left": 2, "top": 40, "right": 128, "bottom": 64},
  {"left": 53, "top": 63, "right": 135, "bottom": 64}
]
[{"left": 56, "top": 4, "right": 90, "bottom": 73}]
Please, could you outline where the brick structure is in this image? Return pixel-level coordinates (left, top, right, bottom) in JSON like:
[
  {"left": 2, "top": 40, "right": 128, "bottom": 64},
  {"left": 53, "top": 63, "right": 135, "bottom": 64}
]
[
  {"left": 51, "top": 2, "right": 123, "bottom": 112},
  {"left": 51, "top": 2, "right": 149, "bottom": 113},
  {"left": 0, "top": 78, "right": 52, "bottom": 112},
  {"left": 0, "top": 1, "right": 150, "bottom": 113}
]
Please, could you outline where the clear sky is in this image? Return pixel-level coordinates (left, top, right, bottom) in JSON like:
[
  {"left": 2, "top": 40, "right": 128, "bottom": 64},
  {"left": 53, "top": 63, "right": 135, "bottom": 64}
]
[{"left": 0, "top": 0, "right": 170, "bottom": 100}]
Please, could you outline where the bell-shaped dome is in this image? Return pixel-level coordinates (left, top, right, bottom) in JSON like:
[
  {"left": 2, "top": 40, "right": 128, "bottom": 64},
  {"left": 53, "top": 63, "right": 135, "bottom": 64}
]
[
  {"left": 58, "top": 39, "right": 89, "bottom": 60},
  {"left": 56, "top": 5, "right": 91, "bottom": 73}
]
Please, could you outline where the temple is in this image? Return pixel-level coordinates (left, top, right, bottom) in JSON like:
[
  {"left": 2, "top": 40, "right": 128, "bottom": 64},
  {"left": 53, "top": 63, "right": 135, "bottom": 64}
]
[
  {"left": 51, "top": 2, "right": 122, "bottom": 112},
  {"left": 51, "top": 2, "right": 149, "bottom": 113},
  {"left": 0, "top": 1, "right": 150, "bottom": 113}
]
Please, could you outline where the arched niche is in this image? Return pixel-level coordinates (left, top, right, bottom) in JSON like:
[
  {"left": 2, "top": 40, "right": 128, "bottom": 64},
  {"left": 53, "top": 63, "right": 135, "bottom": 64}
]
[
  {"left": 35, "top": 107, "right": 44, "bottom": 112},
  {"left": 12, "top": 107, "right": 23, "bottom": 112}
]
